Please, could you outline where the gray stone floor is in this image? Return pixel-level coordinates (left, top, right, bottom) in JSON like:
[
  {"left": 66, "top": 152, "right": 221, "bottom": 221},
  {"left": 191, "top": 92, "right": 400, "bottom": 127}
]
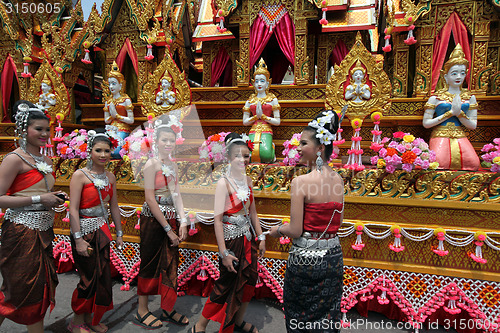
[{"left": 0, "top": 271, "right": 456, "bottom": 332}]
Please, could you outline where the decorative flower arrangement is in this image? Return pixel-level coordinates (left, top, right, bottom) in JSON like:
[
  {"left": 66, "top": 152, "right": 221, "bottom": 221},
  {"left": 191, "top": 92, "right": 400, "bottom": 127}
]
[
  {"left": 370, "top": 131, "right": 439, "bottom": 173},
  {"left": 480, "top": 138, "right": 500, "bottom": 172},
  {"left": 282, "top": 133, "right": 301, "bottom": 166},
  {"left": 56, "top": 129, "right": 89, "bottom": 159},
  {"left": 198, "top": 132, "right": 231, "bottom": 163},
  {"left": 119, "top": 129, "right": 153, "bottom": 160}
]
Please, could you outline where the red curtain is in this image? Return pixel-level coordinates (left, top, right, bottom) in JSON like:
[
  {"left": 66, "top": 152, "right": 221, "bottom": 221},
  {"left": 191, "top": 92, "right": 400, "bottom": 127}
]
[
  {"left": 210, "top": 47, "right": 230, "bottom": 86},
  {"left": 250, "top": 12, "right": 295, "bottom": 67},
  {"left": 1, "top": 55, "right": 18, "bottom": 122},
  {"left": 329, "top": 39, "right": 349, "bottom": 66},
  {"left": 116, "top": 38, "right": 139, "bottom": 74},
  {"left": 431, "top": 12, "right": 471, "bottom": 92}
]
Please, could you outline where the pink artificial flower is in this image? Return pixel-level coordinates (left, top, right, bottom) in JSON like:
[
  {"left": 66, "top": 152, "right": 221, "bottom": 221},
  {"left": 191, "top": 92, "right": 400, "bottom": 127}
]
[
  {"left": 371, "top": 155, "right": 379, "bottom": 165},
  {"left": 386, "top": 164, "right": 396, "bottom": 173},
  {"left": 381, "top": 137, "right": 390, "bottom": 144},
  {"left": 402, "top": 163, "right": 413, "bottom": 172},
  {"left": 412, "top": 148, "right": 422, "bottom": 156},
  {"left": 482, "top": 143, "right": 495, "bottom": 152},
  {"left": 396, "top": 144, "right": 406, "bottom": 154},
  {"left": 393, "top": 131, "right": 406, "bottom": 139}
]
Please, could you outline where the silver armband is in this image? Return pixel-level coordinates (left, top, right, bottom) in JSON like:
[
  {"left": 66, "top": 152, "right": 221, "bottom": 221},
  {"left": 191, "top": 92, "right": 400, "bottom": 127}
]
[
  {"left": 31, "top": 195, "right": 41, "bottom": 204},
  {"left": 73, "top": 231, "right": 82, "bottom": 239},
  {"left": 116, "top": 230, "right": 123, "bottom": 237},
  {"left": 163, "top": 224, "right": 172, "bottom": 233}
]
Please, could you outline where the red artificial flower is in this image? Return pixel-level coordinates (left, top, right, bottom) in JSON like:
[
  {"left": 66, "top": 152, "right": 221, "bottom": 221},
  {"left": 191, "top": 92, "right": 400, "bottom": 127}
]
[
  {"left": 211, "top": 134, "right": 221, "bottom": 142},
  {"left": 247, "top": 140, "right": 254, "bottom": 151},
  {"left": 122, "top": 141, "right": 130, "bottom": 151},
  {"left": 393, "top": 131, "right": 406, "bottom": 139},
  {"left": 79, "top": 143, "right": 87, "bottom": 152},
  {"left": 386, "top": 148, "right": 398, "bottom": 157},
  {"left": 44, "top": 111, "right": 51, "bottom": 122},
  {"left": 60, "top": 146, "right": 68, "bottom": 155},
  {"left": 109, "top": 137, "right": 119, "bottom": 149},
  {"left": 140, "top": 138, "right": 151, "bottom": 151},
  {"left": 402, "top": 151, "right": 417, "bottom": 164},
  {"left": 171, "top": 125, "right": 181, "bottom": 133}
]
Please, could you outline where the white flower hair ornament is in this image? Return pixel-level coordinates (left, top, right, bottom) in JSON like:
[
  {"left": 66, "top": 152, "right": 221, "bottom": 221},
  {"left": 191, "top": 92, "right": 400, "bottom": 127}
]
[
  {"left": 307, "top": 106, "right": 347, "bottom": 146},
  {"left": 155, "top": 115, "right": 184, "bottom": 144}
]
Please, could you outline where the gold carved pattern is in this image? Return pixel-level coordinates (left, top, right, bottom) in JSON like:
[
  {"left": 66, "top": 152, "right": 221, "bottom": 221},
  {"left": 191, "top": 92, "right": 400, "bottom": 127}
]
[
  {"left": 434, "top": 3, "right": 474, "bottom": 34},
  {"left": 295, "top": 34, "right": 309, "bottom": 85},
  {"left": 202, "top": 47, "right": 211, "bottom": 87},
  {"left": 414, "top": 38, "right": 433, "bottom": 97},
  {"left": 326, "top": 32, "right": 392, "bottom": 120},
  {"left": 393, "top": 36, "right": 409, "bottom": 97},
  {"left": 213, "top": 0, "right": 239, "bottom": 17},
  {"left": 249, "top": 0, "right": 296, "bottom": 26},
  {"left": 236, "top": 38, "right": 250, "bottom": 86},
  {"left": 400, "top": 0, "right": 432, "bottom": 24},
  {"left": 140, "top": 51, "right": 191, "bottom": 116},
  {"left": 27, "top": 60, "right": 70, "bottom": 123},
  {"left": 471, "top": 42, "right": 490, "bottom": 96}
]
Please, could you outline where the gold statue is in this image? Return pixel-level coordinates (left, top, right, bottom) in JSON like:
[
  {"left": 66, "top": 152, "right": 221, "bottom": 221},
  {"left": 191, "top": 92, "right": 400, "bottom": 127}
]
[
  {"left": 155, "top": 75, "right": 176, "bottom": 107},
  {"left": 36, "top": 74, "right": 57, "bottom": 112},
  {"left": 423, "top": 44, "right": 480, "bottom": 171},
  {"left": 103, "top": 61, "right": 134, "bottom": 157},
  {"left": 242, "top": 58, "right": 281, "bottom": 163},
  {"left": 345, "top": 60, "right": 371, "bottom": 103}
]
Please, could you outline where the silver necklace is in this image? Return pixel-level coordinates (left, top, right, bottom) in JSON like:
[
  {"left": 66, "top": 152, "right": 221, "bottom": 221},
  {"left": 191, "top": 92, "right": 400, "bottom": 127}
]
[
  {"left": 230, "top": 175, "right": 249, "bottom": 202},
  {"left": 23, "top": 148, "right": 53, "bottom": 175},
  {"left": 87, "top": 167, "right": 109, "bottom": 190}
]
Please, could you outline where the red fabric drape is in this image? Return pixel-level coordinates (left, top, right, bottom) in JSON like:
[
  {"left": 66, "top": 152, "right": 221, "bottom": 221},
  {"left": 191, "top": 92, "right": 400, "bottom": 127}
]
[
  {"left": 330, "top": 39, "right": 349, "bottom": 67},
  {"left": 273, "top": 12, "right": 295, "bottom": 65},
  {"left": 116, "top": 38, "right": 139, "bottom": 75},
  {"left": 221, "top": 60, "right": 233, "bottom": 87},
  {"left": 250, "top": 12, "right": 295, "bottom": 67},
  {"left": 431, "top": 12, "right": 471, "bottom": 91},
  {"left": 1, "top": 55, "right": 18, "bottom": 122},
  {"left": 211, "top": 47, "right": 231, "bottom": 87},
  {"left": 271, "top": 53, "right": 290, "bottom": 83}
]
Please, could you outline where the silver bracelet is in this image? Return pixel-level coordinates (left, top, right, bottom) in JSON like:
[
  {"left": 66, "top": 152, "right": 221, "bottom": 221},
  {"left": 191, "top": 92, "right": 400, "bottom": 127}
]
[
  {"left": 31, "top": 195, "right": 41, "bottom": 204},
  {"left": 277, "top": 224, "right": 285, "bottom": 237},
  {"left": 180, "top": 217, "right": 187, "bottom": 224},
  {"left": 73, "top": 231, "right": 82, "bottom": 239},
  {"left": 116, "top": 230, "right": 123, "bottom": 237},
  {"left": 163, "top": 224, "right": 172, "bottom": 233}
]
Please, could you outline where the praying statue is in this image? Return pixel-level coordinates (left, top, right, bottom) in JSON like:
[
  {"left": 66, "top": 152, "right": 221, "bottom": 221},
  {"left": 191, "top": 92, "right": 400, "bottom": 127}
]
[
  {"left": 36, "top": 75, "right": 57, "bottom": 111},
  {"left": 155, "top": 75, "right": 176, "bottom": 107},
  {"left": 242, "top": 58, "right": 281, "bottom": 163},
  {"left": 422, "top": 44, "right": 480, "bottom": 171},
  {"left": 345, "top": 60, "right": 371, "bottom": 103}
]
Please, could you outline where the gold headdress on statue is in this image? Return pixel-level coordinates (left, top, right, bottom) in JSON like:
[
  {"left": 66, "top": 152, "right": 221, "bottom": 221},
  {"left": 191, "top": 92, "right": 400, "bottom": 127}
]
[
  {"left": 108, "top": 61, "right": 126, "bottom": 93},
  {"left": 161, "top": 74, "right": 172, "bottom": 84},
  {"left": 41, "top": 74, "right": 52, "bottom": 88},
  {"left": 254, "top": 58, "right": 271, "bottom": 81},
  {"left": 350, "top": 60, "right": 366, "bottom": 77},
  {"left": 443, "top": 44, "right": 469, "bottom": 74}
]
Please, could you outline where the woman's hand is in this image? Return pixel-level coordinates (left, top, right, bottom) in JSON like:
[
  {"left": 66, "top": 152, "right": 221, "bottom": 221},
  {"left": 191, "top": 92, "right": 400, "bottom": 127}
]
[
  {"left": 222, "top": 254, "right": 238, "bottom": 274},
  {"left": 258, "top": 240, "right": 266, "bottom": 259},
  {"left": 179, "top": 225, "right": 188, "bottom": 242},
  {"left": 75, "top": 238, "right": 91, "bottom": 257},
  {"left": 167, "top": 230, "right": 180, "bottom": 247},
  {"left": 116, "top": 236, "right": 124, "bottom": 250},
  {"left": 40, "top": 192, "right": 65, "bottom": 208},
  {"left": 268, "top": 225, "right": 281, "bottom": 238}
]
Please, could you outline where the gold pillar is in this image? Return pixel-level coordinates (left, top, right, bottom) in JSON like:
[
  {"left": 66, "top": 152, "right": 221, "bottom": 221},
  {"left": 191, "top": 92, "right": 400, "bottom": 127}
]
[
  {"left": 393, "top": 34, "right": 409, "bottom": 97},
  {"left": 414, "top": 25, "right": 434, "bottom": 97},
  {"left": 202, "top": 43, "right": 211, "bottom": 87},
  {"left": 317, "top": 34, "right": 329, "bottom": 85},
  {"left": 470, "top": 21, "right": 491, "bottom": 97},
  {"left": 294, "top": 15, "right": 309, "bottom": 85},
  {"left": 236, "top": 19, "right": 250, "bottom": 87}
]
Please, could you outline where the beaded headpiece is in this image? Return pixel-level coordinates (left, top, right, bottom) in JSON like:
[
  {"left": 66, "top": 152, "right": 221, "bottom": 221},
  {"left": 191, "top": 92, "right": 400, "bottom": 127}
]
[
  {"left": 254, "top": 58, "right": 271, "bottom": 81},
  {"left": 443, "top": 44, "right": 469, "bottom": 73},
  {"left": 225, "top": 133, "right": 254, "bottom": 153},
  {"left": 14, "top": 102, "right": 45, "bottom": 150}
]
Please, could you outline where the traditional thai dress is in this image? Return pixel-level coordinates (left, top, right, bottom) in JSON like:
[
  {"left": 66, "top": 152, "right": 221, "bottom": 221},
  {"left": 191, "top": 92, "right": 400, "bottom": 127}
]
[
  {"left": 70, "top": 173, "right": 114, "bottom": 326},
  {"left": 428, "top": 94, "right": 480, "bottom": 170},
  {"left": 244, "top": 94, "right": 279, "bottom": 163},
  {"left": 0, "top": 153, "right": 58, "bottom": 325},
  {"left": 283, "top": 201, "right": 344, "bottom": 333},
  {"left": 137, "top": 169, "right": 180, "bottom": 312},
  {"left": 201, "top": 181, "right": 258, "bottom": 333}
]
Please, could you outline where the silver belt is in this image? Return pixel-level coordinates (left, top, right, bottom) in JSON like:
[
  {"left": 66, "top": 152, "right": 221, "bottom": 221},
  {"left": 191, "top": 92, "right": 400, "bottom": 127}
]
[
  {"left": 10, "top": 203, "right": 47, "bottom": 212},
  {"left": 79, "top": 205, "right": 107, "bottom": 217},
  {"left": 222, "top": 215, "right": 251, "bottom": 241},
  {"left": 155, "top": 195, "right": 174, "bottom": 205},
  {"left": 79, "top": 216, "right": 106, "bottom": 236},
  {"left": 4, "top": 209, "right": 54, "bottom": 231},
  {"left": 141, "top": 201, "right": 177, "bottom": 219},
  {"left": 292, "top": 235, "right": 340, "bottom": 250}
]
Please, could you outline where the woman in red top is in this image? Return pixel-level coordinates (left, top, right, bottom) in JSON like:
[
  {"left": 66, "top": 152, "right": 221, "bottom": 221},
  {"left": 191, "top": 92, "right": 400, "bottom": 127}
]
[
  {"left": 192, "top": 133, "right": 266, "bottom": 333},
  {"left": 269, "top": 111, "right": 344, "bottom": 333},
  {"left": 0, "top": 100, "right": 65, "bottom": 333},
  {"left": 68, "top": 130, "right": 124, "bottom": 333},
  {"left": 133, "top": 121, "right": 189, "bottom": 330}
]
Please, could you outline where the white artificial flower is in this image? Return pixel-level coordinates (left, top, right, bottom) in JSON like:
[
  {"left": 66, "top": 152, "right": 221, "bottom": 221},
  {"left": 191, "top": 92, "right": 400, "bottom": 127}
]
[
  {"left": 211, "top": 143, "right": 223, "bottom": 154},
  {"left": 133, "top": 130, "right": 144, "bottom": 138},
  {"left": 241, "top": 133, "right": 250, "bottom": 142},
  {"left": 93, "top": 178, "right": 107, "bottom": 190},
  {"left": 288, "top": 150, "right": 297, "bottom": 159},
  {"left": 199, "top": 150, "right": 209, "bottom": 159},
  {"left": 36, "top": 162, "right": 53, "bottom": 174},
  {"left": 307, "top": 120, "right": 320, "bottom": 129},
  {"left": 316, "top": 128, "right": 326, "bottom": 139},
  {"left": 131, "top": 141, "right": 142, "bottom": 152},
  {"left": 161, "top": 164, "right": 175, "bottom": 178},
  {"left": 236, "top": 188, "right": 250, "bottom": 202}
]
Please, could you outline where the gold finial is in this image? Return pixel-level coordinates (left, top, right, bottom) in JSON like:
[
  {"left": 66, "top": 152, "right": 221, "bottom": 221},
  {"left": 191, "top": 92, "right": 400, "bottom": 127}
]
[
  {"left": 108, "top": 60, "right": 126, "bottom": 93},
  {"left": 350, "top": 60, "right": 366, "bottom": 77},
  {"left": 42, "top": 74, "right": 52, "bottom": 87},
  {"left": 443, "top": 44, "right": 469, "bottom": 73},
  {"left": 254, "top": 58, "right": 271, "bottom": 81},
  {"left": 161, "top": 74, "right": 172, "bottom": 83}
]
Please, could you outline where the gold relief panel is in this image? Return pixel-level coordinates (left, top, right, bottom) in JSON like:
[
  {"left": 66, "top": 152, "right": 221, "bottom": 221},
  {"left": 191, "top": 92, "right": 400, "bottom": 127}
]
[
  {"left": 475, "top": 21, "right": 490, "bottom": 38},
  {"left": 434, "top": 3, "right": 474, "bottom": 34}
]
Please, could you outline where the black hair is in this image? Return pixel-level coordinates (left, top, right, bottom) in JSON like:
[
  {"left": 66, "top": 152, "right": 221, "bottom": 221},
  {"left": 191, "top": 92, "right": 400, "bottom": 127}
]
[
  {"left": 224, "top": 132, "right": 249, "bottom": 157},
  {"left": 303, "top": 110, "right": 340, "bottom": 160},
  {"left": 90, "top": 128, "right": 113, "bottom": 149},
  {"left": 11, "top": 100, "right": 50, "bottom": 125}
]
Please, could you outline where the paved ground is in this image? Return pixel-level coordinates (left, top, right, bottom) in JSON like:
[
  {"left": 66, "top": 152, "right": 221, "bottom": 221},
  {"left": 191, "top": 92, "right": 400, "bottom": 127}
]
[{"left": 0, "top": 272, "right": 456, "bottom": 332}]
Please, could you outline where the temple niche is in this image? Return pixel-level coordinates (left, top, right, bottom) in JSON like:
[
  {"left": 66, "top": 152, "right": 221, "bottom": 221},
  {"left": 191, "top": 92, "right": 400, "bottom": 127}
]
[{"left": 0, "top": 0, "right": 500, "bottom": 330}]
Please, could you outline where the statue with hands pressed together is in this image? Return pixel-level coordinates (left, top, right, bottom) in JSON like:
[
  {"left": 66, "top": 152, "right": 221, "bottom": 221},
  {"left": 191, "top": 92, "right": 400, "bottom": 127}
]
[
  {"left": 423, "top": 44, "right": 480, "bottom": 171},
  {"left": 345, "top": 60, "right": 371, "bottom": 103}
]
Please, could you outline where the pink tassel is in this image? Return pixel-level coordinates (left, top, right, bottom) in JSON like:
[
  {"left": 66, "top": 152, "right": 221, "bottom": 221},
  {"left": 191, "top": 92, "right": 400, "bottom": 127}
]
[
  {"left": 433, "top": 229, "right": 448, "bottom": 256},
  {"left": 389, "top": 226, "right": 405, "bottom": 252},
  {"left": 62, "top": 201, "right": 70, "bottom": 223},
  {"left": 145, "top": 44, "right": 154, "bottom": 61},
  {"left": 470, "top": 233, "right": 487, "bottom": 264},
  {"left": 404, "top": 25, "right": 417, "bottom": 45},
  {"left": 81, "top": 49, "right": 92, "bottom": 64},
  {"left": 345, "top": 126, "right": 364, "bottom": 171},
  {"left": 352, "top": 223, "right": 365, "bottom": 250},
  {"left": 21, "top": 61, "right": 32, "bottom": 78},
  {"left": 134, "top": 208, "right": 141, "bottom": 230},
  {"left": 341, "top": 312, "right": 351, "bottom": 328},
  {"left": 217, "top": 17, "right": 227, "bottom": 33},
  {"left": 382, "top": 29, "right": 392, "bottom": 52},
  {"left": 319, "top": 8, "right": 328, "bottom": 25}
]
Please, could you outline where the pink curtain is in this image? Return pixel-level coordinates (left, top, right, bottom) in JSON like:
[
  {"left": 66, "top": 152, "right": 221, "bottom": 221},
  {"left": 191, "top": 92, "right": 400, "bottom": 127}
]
[
  {"left": 211, "top": 47, "right": 230, "bottom": 86},
  {"left": 1, "top": 55, "right": 17, "bottom": 122},
  {"left": 250, "top": 16, "right": 273, "bottom": 66},
  {"left": 116, "top": 38, "right": 139, "bottom": 74},
  {"left": 329, "top": 39, "right": 349, "bottom": 66},
  {"left": 273, "top": 12, "right": 295, "bottom": 65},
  {"left": 221, "top": 60, "right": 233, "bottom": 87},
  {"left": 431, "top": 12, "right": 471, "bottom": 91}
]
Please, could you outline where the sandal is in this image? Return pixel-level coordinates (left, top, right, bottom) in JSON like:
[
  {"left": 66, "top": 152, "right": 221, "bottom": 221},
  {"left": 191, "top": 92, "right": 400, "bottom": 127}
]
[
  {"left": 190, "top": 325, "right": 206, "bottom": 333},
  {"left": 160, "top": 309, "right": 189, "bottom": 326},
  {"left": 88, "top": 323, "right": 108, "bottom": 333},
  {"left": 132, "top": 311, "right": 163, "bottom": 330},
  {"left": 67, "top": 321, "right": 92, "bottom": 333},
  {"left": 235, "top": 320, "right": 258, "bottom": 333}
]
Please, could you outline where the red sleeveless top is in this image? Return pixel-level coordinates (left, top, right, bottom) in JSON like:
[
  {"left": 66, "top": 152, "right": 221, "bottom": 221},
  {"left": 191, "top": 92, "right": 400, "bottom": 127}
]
[
  {"left": 224, "top": 187, "right": 254, "bottom": 217},
  {"left": 303, "top": 201, "right": 343, "bottom": 235},
  {"left": 79, "top": 183, "right": 113, "bottom": 209},
  {"left": 6, "top": 169, "right": 56, "bottom": 195}
]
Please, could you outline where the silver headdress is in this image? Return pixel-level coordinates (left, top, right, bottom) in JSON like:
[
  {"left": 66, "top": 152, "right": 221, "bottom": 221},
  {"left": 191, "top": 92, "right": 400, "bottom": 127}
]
[
  {"left": 14, "top": 102, "right": 45, "bottom": 151},
  {"left": 86, "top": 130, "right": 111, "bottom": 169}
]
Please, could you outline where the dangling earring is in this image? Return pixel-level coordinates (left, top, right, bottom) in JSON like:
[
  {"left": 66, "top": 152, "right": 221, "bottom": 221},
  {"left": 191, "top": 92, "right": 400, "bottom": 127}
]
[
  {"left": 20, "top": 134, "right": 27, "bottom": 152},
  {"left": 316, "top": 151, "right": 324, "bottom": 172},
  {"left": 87, "top": 158, "right": 93, "bottom": 170}
]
